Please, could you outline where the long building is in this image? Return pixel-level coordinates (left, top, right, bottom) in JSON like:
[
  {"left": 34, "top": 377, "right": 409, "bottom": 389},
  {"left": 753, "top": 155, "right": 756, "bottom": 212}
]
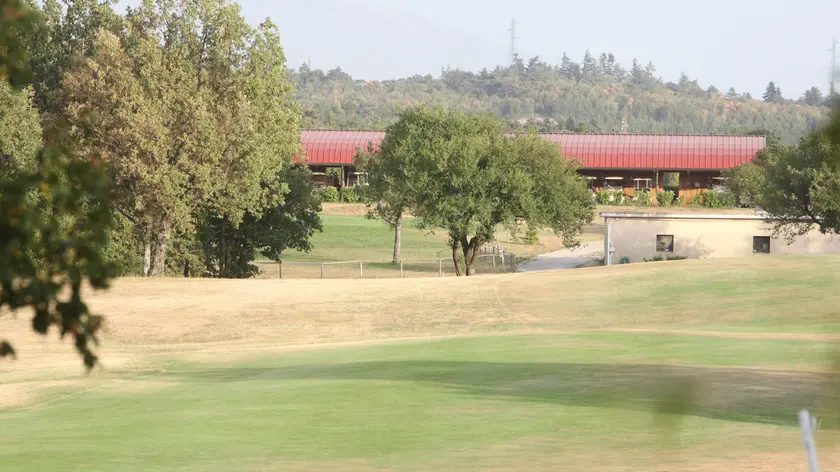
[{"left": 299, "top": 130, "right": 766, "bottom": 200}]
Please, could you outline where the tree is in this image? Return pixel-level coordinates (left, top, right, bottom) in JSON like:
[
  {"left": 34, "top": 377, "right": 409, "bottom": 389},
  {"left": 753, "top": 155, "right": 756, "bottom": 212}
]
[
  {"left": 199, "top": 165, "right": 322, "bottom": 278},
  {"left": 62, "top": 0, "right": 300, "bottom": 277},
  {"left": 802, "top": 87, "right": 824, "bottom": 107},
  {"left": 1, "top": 0, "right": 115, "bottom": 368},
  {"left": 355, "top": 143, "right": 410, "bottom": 264},
  {"left": 763, "top": 81, "right": 782, "bottom": 103},
  {"left": 379, "top": 106, "right": 593, "bottom": 276},
  {"left": 582, "top": 50, "right": 598, "bottom": 81},
  {"left": 0, "top": 82, "right": 41, "bottom": 176},
  {"left": 725, "top": 87, "right": 739, "bottom": 99}
]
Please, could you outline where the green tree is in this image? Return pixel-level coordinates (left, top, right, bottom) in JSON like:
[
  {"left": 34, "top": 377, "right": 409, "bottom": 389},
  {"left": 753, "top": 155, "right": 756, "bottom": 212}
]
[
  {"left": 1, "top": 0, "right": 115, "bottom": 368},
  {"left": 758, "top": 133, "right": 840, "bottom": 237},
  {"left": 355, "top": 143, "right": 410, "bottom": 264},
  {"left": 763, "top": 81, "right": 782, "bottom": 103},
  {"left": 62, "top": 0, "right": 300, "bottom": 276},
  {"left": 725, "top": 87, "right": 739, "bottom": 99},
  {"left": 380, "top": 106, "right": 593, "bottom": 276},
  {"left": 802, "top": 86, "right": 824, "bottom": 107},
  {"left": 0, "top": 82, "right": 41, "bottom": 176},
  {"left": 199, "top": 165, "right": 322, "bottom": 278}
]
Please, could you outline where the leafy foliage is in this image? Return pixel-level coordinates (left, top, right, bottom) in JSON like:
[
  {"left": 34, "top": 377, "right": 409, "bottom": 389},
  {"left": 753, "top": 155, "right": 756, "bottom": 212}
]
[
  {"left": 657, "top": 190, "right": 676, "bottom": 207},
  {"left": 376, "top": 106, "right": 593, "bottom": 276},
  {"left": 61, "top": 0, "right": 300, "bottom": 276},
  {"left": 340, "top": 186, "right": 357, "bottom": 203},
  {"left": 199, "top": 165, "right": 323, "bottom": 278},
  {"left": 321, "top": 186, "right": 339, "bottom": 203},
  {"left": 1, "top": 0, "right": 115, "bottom": 369},
  {"left": 291, "top": 56, "right": 827, "bottom": 144},
  {"left": 691, "top": 190, "right": 736, "bottom": 209}
]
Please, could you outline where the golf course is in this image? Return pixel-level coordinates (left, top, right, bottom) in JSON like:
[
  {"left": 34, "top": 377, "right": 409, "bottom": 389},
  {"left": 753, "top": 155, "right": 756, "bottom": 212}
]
[{"left": 1, "top": 255, "right": 839, "bottom": 471}]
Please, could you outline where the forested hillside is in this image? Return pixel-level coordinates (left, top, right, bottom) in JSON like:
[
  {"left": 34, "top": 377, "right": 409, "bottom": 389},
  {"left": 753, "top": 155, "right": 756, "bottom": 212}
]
[{"left": 291, "top": 53, "right": 832, "bottom": 143}]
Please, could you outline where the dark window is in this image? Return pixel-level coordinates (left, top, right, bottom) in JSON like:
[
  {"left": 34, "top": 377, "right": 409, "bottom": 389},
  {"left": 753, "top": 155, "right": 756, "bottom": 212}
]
[
  {"left": 656, "top": 235, "right": 674, "bottom": 253},
  {"left": 753, "top": 236, "right": 771, "bottom": 254}
]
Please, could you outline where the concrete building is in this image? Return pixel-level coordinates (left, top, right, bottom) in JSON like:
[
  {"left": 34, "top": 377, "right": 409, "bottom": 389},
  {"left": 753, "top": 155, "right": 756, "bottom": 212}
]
[{"left": 602, "top": 212, "right": 840, "bottom": 265}]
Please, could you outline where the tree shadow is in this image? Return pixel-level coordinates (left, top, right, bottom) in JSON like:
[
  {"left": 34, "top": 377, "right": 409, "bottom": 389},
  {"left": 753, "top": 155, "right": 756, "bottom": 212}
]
[{"left": 161, "top": 361, "right": 838, "bottom": 428}]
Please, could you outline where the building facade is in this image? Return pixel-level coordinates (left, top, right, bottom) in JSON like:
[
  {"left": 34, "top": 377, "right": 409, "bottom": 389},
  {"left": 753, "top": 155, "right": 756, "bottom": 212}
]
[
  {"left": 602, "top": 212, "right": 840, "bottom": 265},
  {"left": 298, "top": 130, "right": 766, "bottom": 200}
]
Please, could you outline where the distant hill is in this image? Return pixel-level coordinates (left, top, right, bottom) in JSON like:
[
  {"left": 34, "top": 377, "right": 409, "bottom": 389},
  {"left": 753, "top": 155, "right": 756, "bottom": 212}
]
[{"left": 290, "top": 53, "right": 832, "bottom": 144}]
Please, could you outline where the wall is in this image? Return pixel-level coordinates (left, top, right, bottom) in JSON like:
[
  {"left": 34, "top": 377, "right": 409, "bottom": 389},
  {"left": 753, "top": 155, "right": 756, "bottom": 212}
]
[{"left": 605, "top": 216, "right": 840, "bottom": 263}]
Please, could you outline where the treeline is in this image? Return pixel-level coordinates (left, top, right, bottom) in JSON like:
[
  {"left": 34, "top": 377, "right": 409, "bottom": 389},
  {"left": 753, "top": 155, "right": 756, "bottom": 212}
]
[
  {"left": 1, "top": 0, "right": 320, "bottom": 280},
  {"left": 291, "top": 53, "right": 833, "bottom": 143}
]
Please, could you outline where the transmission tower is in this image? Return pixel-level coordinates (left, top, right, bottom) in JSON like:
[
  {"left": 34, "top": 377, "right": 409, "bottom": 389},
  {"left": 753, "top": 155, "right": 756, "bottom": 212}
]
[
  {"left": 831, "top": 38, "right": 837, "bottom": 96},
  {"left": 507, "top": 19, "right": 518, "bottom": 66}
]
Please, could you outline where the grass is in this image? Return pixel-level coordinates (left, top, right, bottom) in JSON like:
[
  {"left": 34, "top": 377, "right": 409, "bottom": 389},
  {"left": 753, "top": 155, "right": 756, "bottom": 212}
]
[{"left": 2, "top": 256, "right": 840, "bottom": 470}]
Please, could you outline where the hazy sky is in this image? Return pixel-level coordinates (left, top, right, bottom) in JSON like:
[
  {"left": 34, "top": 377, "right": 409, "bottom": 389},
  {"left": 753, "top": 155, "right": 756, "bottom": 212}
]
[{"left": 144, "top": 0, "right": 840, "bottom": 97}]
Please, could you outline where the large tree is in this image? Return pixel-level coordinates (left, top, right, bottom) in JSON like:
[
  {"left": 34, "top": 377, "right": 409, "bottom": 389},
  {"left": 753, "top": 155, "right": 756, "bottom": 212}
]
[
  {"left": 0, "top": 82, "right": 41, "bottom": 176},
  {"left": 62, "top": 0, "right": 300, "bottom": 276},
  {"left": 2, "top": 0, "right": 115, "bottom": 368},
  {"left": 354, "top": 143, "right": 411, "bottom": 264},
  {"left": 199, "top": 165, "right": 323, "bottom": 278},
  {"left": 379, "top": 106, "right": 594, "bottom": 276}
]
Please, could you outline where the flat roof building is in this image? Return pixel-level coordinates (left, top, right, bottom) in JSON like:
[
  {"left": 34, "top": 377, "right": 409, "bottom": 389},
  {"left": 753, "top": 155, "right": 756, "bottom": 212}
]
[{"left": 602, "top": 212, "right": 840, "bottom": 265}]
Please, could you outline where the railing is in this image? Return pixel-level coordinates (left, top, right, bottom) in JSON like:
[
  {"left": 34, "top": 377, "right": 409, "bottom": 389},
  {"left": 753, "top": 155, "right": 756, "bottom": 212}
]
[{"left": 254, "top": 253, "right": 518, "bottom": 280}]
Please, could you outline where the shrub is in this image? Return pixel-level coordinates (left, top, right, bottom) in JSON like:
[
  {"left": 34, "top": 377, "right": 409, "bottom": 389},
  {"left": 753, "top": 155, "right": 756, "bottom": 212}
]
[
  {"left": 693, "top": 190, "right": 736, "bottom": 209},
  {"left": 618, "top": 256, "right": 631, "bottom": 264},
  {"left": 321, "top": 186, "right": 339, "bottom": 202},
  {"left": 634, "top": 190, "right": 653, "bottom": 206},
  {"left": 644, "top": 256, "right": 688, "bottom": 262},
  {"left": 676, "top": 195, "right": 686, "bottom": 207},
  {"left": 597, "top": 189, "right": 628, "bottom": 205},
  {"left": 596, "top": 190, "right": 612, "bottom": 205},
  {"left": 340, "top": 186, "right": 357, "bottom": 203},
  {"left": 657, "top": 190, "right": 676, "bottom": 207}
]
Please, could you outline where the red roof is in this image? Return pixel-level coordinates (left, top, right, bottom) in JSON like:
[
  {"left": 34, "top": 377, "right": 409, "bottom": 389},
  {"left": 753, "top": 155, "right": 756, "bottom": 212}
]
[
  {"left": 299, "top": 130, "right": 385, "bottom": 165},
  {"left": 299, "top": 130, "right": 765, "bottom": 170}
]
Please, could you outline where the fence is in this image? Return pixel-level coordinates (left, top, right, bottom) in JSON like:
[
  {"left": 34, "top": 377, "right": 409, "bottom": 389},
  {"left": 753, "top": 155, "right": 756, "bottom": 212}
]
[{"left": 254, "top": 253, "right": 518, "bottom": 280}]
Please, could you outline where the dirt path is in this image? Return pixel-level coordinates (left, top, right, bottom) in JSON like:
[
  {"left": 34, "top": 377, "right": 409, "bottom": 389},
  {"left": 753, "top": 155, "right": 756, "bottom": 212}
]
[{"left": 517, "top": 240, "right": 603, "bottom": 272}]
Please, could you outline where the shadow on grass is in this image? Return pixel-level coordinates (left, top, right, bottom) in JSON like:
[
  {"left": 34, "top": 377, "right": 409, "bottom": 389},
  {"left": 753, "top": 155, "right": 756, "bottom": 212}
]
[{"left": 161, "top": 361, "right": 839, "bottom": 428}]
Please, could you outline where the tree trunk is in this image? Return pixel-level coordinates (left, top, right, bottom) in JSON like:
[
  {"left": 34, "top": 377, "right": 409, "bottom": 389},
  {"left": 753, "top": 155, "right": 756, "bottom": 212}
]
[
  {"left": 148, "top": 216, "right": 171, "bottom": 277},
  {"left": 142, "top": 234, "right": 152, "bottom": 277},
  {"left": 392, "top": 215, "right": 403, "bottom": 264},
  {"left": 450, "top": 238, "right": 462, "bottom": 277},
  {"left": 462, "top": 236, "right": 481, "bottom": 276}
]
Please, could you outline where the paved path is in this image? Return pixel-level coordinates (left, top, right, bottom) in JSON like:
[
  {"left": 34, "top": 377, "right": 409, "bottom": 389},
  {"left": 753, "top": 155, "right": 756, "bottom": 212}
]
[{"left": 517, "top": 240, "right": 604, "bottom": 272}]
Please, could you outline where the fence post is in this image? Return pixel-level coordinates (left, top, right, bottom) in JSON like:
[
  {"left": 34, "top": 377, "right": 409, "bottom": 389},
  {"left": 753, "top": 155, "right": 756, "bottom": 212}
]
[
  {"left": 512, "top": 254, "right": 516, "bottom": 272},
  {"left": 320, "top": 263, "right": 324, "bottom": 279},
  {"left": 439, "top": 259, "right": 443, "bottom": 277},
  {"left": 492, "top": 254, "right": 497, "bottom": 271},
  {"left": 360, "top": 261, "right": 364, "bottom": 279},
  {"left": 400, "top": 260, "right": 404, "bottom": 278},
  {"left": 278, "top": 261, "right": 283, "bottom": 280}
]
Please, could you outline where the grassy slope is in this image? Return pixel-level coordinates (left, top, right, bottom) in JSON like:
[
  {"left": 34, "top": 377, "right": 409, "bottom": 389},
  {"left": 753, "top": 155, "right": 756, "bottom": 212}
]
[{"left": 2, "top": 256, "right": 840, "bottom": 471}]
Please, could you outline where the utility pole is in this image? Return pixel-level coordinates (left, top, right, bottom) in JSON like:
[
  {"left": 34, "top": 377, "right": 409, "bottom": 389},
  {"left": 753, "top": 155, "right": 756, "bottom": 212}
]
[
  {"left": 830, "top": 38, "right": 837, "bottom": 96},
  {"left": 507, "top": 18, "right": 518, "bottom": 66}
]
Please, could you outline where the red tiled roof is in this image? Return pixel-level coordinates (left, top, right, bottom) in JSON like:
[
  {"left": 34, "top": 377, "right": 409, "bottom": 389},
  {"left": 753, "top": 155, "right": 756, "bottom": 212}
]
[{"left": 299, "top": 130, "right": 765, "bottom": 170}]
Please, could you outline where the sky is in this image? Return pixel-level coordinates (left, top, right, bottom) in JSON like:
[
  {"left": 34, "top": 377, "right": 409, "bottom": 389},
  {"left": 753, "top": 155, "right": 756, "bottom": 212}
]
[{"left": 146, "top": 0, "right": 840, "bottom": 97}]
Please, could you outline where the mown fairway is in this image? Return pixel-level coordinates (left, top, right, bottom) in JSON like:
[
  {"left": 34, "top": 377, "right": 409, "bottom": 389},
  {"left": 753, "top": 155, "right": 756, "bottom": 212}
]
[{"left": 2, "top": 256, "right": 840, "bottom": 471}]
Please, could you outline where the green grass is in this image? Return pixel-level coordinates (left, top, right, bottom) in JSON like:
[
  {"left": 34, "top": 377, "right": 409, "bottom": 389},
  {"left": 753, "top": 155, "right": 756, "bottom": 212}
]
[
  {"left": 281, "top": 215, "right": 452, "bottom": 263},
  {"left": 3, "top": 256, "right": 840, "bottom": 470},
  {"left": 2, "top": 333, "right": 837, "bottom": 471}
]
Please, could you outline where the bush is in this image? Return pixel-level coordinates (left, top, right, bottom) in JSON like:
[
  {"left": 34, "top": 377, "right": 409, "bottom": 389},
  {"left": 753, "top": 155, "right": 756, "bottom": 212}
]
[
  {"left": 693, "top": 190, "right": 736, "bottom": 209},
  {"left": 618, "top": 256, "right": 631, "bottom": 264},
  {"left": 597, "top": 189, "right": 627, "bottom": 205},
  {"left": 657, "top": 190, "right": 676, "bottom": 207},
  {"left": 634, "top": 190, "right": 653, "bottom": 206},
  {"left": 676, "top": 195, "right": 686, "bottom": 207},
  {"left": 643, "top": 256, "right": 688, "bottom": 262},
  {"left": 321, "top": 186, "right": 339, "bottom": 202},
  {"left": 340, "top": 186, "right": 357, "bottom": 203}
]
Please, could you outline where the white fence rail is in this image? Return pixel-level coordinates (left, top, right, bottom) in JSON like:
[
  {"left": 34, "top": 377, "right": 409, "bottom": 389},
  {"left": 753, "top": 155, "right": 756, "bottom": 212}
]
[{"left": 255, "top": 253, "right": 518, "bottom": 280}]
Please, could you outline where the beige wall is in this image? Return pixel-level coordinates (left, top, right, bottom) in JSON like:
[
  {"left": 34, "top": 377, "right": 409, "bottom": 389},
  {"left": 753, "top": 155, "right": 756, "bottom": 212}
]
[{"left": 606, "top": 217, "right": 840, "bottom": 263}]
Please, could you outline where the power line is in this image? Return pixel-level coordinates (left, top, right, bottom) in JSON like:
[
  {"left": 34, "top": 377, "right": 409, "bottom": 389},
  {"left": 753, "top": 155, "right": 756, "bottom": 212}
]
[{"left": 507, "top": 18, "right": 518, "bottom": 66}]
